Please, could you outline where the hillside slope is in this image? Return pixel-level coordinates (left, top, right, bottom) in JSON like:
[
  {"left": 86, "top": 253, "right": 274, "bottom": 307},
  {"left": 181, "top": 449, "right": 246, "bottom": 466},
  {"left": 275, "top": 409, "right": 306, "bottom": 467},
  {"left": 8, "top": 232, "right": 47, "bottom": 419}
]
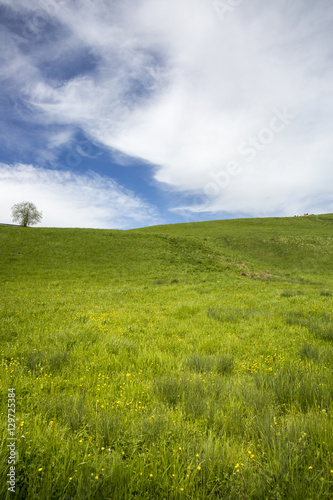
[
  {"left": 134, "top": 213, "right": 333, "bottom": 280},
  {"left": 0, "top": 215, "right": 332, "bottom": 499},
  {"left": 1, "top": 214, "right": 331, "bottom": 285}
]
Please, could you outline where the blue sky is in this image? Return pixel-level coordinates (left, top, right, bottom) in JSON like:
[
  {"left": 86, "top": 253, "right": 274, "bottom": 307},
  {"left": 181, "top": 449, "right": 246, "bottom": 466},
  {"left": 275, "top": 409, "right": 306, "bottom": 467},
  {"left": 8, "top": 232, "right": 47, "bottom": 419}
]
[{"left": 0, "top": 0, "right": 332, "bottom": 229}]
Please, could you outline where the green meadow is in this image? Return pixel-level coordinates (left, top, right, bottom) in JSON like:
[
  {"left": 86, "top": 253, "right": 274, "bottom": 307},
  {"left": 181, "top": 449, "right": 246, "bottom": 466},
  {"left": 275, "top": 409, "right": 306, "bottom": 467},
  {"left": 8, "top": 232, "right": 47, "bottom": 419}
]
[{"left": 1, "top": 214, "right": 333, "bottom": 499}]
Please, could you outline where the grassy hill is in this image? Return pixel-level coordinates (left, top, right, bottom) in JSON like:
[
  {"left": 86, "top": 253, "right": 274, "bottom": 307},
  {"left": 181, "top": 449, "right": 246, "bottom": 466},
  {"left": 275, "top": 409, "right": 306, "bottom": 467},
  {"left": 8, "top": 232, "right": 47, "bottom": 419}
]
[{"left": 0, "top": 215, "right": 332, "bottom": 499}]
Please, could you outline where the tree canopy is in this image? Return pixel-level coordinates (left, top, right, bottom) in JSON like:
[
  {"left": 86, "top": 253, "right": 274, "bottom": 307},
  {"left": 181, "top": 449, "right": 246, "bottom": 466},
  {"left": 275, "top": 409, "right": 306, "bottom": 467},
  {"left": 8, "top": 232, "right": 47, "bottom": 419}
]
[{"left": 11, "top": 201, "right": 43, "bottom": 227}]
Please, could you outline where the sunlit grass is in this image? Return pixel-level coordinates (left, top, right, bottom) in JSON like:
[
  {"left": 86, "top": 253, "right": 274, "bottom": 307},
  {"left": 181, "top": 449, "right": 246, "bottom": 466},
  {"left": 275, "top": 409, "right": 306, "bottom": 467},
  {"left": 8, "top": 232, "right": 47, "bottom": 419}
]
[{"left": 0, "top": 216, "right": 333, "bottom": 498}]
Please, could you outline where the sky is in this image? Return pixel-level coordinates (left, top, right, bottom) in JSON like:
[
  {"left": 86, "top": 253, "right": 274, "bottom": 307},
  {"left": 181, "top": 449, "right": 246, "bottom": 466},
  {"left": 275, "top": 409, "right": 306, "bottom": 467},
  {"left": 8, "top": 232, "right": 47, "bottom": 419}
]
[{"left": 0, "top": 0, "right": 332, "bottom": 229}]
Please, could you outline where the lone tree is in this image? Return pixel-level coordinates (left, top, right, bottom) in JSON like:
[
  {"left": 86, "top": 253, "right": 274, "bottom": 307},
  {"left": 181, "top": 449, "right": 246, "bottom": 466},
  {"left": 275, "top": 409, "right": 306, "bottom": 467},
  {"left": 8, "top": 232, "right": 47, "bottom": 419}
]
[{"left": 11, "top": 201, "right": 43, "bottom": 227}]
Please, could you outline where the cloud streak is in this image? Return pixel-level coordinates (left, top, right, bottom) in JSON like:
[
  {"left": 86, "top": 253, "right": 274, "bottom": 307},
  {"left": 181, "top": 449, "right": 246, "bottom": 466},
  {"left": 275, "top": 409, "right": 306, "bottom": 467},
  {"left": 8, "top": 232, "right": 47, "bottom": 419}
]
[
  {"left": 1, "top": 0, "right": 333, "bottom": 221},
  {"left": 0, "top": 164, "right": 159, "bottom": 229}
]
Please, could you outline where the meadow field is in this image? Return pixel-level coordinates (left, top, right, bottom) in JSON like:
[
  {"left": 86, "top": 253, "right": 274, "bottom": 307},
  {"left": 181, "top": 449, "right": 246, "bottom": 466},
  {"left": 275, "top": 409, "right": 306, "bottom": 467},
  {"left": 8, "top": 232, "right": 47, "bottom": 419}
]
[{"left": 0, "top": 214, "right": 333, "bottom": 499}]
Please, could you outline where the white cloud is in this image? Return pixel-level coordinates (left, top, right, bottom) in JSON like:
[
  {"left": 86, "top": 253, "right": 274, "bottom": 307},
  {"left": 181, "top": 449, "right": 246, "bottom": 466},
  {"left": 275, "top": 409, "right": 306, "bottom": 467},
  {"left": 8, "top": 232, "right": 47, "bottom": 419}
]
[
  {"left": 1, "top": 0, "right": 333, "bottom": 218},
  {"left": 0, "top": 163, "right": 159, "bottom": 229}
]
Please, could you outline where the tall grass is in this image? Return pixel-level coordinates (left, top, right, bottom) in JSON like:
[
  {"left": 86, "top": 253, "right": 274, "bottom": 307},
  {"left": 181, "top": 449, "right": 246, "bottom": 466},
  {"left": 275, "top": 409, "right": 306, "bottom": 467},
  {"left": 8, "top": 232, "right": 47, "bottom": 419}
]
[{"left": 0, "top": 217, "right": 333, "bottom": 498}]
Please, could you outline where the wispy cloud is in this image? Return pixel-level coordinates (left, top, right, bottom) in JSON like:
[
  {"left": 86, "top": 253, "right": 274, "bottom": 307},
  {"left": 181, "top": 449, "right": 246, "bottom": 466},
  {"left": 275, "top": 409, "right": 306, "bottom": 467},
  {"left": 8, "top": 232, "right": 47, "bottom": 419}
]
[
  {"left": 1, "top": 0, "right": 333, "bottom": 219},
  {"left": 0, "top": 163, "right": 160, "bottom": 228}
]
